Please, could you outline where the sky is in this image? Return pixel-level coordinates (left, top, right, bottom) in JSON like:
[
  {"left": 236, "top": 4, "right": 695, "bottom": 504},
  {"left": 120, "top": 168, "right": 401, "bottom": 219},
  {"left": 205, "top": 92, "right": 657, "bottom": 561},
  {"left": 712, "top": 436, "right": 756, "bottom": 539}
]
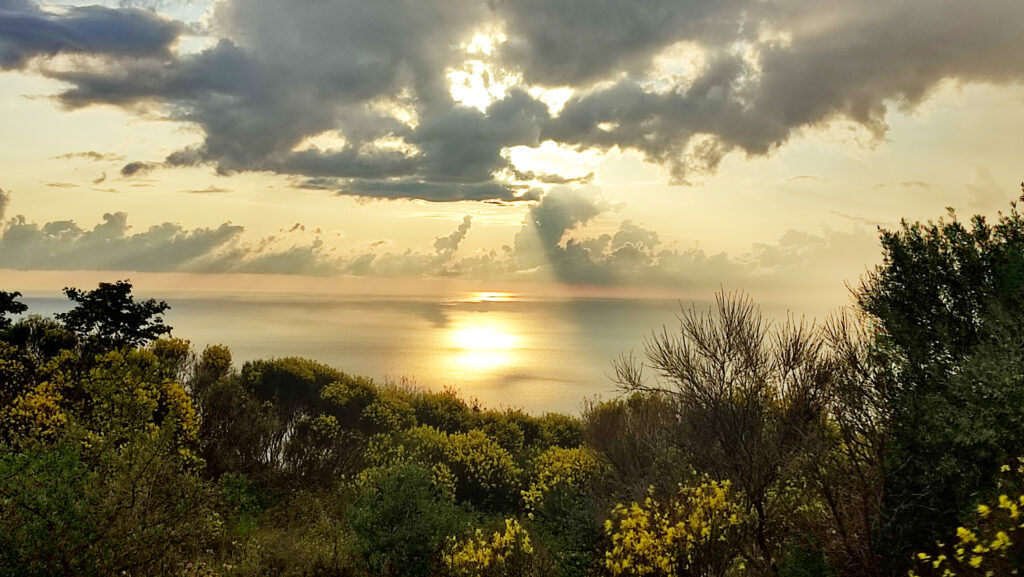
[{"left": 1, "top": 0, "right": 1023, "bottom": 307}]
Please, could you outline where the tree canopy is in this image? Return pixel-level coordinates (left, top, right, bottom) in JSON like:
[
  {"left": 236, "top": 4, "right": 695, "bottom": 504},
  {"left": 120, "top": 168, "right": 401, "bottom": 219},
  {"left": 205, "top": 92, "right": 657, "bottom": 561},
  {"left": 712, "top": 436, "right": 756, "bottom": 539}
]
[{"left": 55, "top": 280, "right": 171, "bottom": 348}]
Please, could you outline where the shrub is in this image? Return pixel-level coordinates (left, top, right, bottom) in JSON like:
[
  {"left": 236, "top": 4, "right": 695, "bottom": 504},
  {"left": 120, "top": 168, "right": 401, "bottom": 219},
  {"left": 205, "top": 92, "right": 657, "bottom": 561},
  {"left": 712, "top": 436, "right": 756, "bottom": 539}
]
[
  {"left": 412, "top": 387, "right": 473, "bottom": 433},
  {"left": 442, "top": 518, "right": 540, "bottom": 577},
  {"left": 522, "top": 446, "right": 603, "bottom": 511},
  {"left": 531, "top": 485, "right": 601, "bottom": 577},
  {"left": 347, "top": 465, "right": 473, "bottom": 577},
  {"left": 909, "top": 460, "right": 1024, "bottom": 577},
  {"left": 535, "top": 412, "right": 585, "bottom": 449},
  {"left": 602, "top": 479, "right": 745, "bottom": 577},
  {"left": 582, "top": 393, "right": 688, "bottom": 502},
  {"left": 447, "top": 429, "right": 522, "bottom": 511},
  {"left": 0, "top": 436, "right": 218, "bottom": 577}
]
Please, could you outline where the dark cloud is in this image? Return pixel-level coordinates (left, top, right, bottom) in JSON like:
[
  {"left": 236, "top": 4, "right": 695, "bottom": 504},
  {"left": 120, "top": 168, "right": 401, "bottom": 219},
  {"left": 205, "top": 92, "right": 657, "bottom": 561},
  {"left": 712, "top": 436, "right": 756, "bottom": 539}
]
[
  {"left": 0, "top": 0, "right": 182, "bottom": 69},
  {"left": 7, "top": 0, "right": 1024, "bottom": 198},
  {"left": 492, "top": 0, "right": 748, "bottom": 86},
  {"left": 120, "top": 161, "right": 155, "bottom": 178},
  {"left": 93, "top": 172, "right": 107, "bottom": 185},
  {"left": 0, "top": 190, "right": 483, "bottom": 278},
  {"left": 502, "top": 188, "right": 879, "bottom": 287}
]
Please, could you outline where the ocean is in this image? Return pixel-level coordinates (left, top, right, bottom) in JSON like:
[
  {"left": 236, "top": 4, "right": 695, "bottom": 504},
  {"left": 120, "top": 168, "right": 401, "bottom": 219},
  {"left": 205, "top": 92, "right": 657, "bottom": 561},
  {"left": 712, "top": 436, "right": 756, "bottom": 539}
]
[{"left": 21, "top": 290, "right": 816, "bottom": 414}]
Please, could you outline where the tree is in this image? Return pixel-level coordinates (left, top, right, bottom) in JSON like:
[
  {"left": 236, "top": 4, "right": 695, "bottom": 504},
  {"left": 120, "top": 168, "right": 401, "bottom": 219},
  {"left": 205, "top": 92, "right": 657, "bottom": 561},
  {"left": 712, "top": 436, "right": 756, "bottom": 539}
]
[
  {"left": 56, "top": 281, "right": 170, "bottom": 349},
  {"left": 855, "top": 194, "right": 1024, "bottom": 561},
  {"left": 0, "top": 291, "right": 27, "bottom": 330},
  {"left": 615, "top": 291, "right": 833, "bottom": 576}
]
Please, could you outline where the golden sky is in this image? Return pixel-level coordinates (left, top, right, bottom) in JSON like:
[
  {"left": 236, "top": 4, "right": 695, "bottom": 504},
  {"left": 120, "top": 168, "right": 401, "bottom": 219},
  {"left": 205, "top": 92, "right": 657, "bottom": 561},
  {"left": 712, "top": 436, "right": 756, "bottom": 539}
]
[{"left": 1, "top": 0, "right": 1023, "bottom": 306}]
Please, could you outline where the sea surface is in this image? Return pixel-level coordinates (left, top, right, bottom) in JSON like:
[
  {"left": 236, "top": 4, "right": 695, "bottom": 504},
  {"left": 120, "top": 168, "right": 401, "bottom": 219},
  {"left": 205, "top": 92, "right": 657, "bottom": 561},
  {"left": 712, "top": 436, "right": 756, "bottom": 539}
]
[{"left": 22, "top": 291, "right": 807, "bottom": 414}]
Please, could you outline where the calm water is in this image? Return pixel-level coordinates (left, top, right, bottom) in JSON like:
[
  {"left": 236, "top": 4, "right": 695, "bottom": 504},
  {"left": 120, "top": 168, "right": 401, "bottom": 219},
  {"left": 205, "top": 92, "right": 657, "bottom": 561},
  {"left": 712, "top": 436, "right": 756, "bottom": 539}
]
[{"left": 22, "top": 292, "right": 803, "bottom": 414}]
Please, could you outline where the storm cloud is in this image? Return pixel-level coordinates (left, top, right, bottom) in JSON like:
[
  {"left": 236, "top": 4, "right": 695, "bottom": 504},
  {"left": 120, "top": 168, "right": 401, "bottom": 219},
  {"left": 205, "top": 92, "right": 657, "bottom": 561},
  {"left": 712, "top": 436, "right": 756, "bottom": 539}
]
[
  {"left": 0, "top": 0, "right": 181, "bottom": 69},
  {"left": 5, "top": 0, "right": 1023, "bottom": 199}
]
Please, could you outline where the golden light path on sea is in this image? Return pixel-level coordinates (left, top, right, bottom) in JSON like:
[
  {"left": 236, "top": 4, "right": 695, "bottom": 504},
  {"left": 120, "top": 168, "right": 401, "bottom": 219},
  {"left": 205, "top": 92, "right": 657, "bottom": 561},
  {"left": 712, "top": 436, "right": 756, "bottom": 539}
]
[{"left": 446, "top": 292, "right": 523, "bottom": 374}]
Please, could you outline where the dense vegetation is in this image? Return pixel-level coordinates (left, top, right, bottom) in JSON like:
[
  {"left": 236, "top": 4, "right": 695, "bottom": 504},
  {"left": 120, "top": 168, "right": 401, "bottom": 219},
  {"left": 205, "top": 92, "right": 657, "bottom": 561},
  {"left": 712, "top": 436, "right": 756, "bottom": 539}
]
[{"left": 4, "top": 195, "right": 1024, "bottom": 576}]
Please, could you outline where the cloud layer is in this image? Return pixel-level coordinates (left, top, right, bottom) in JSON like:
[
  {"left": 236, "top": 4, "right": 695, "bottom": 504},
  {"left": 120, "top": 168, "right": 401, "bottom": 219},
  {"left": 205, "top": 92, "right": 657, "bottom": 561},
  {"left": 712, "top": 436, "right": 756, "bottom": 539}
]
[
  {"left": 5, "top": 0, "right": 1022, "bottom": 201},
  {"left": 0, "top": 188, "right": 879, "bottom": 290}
]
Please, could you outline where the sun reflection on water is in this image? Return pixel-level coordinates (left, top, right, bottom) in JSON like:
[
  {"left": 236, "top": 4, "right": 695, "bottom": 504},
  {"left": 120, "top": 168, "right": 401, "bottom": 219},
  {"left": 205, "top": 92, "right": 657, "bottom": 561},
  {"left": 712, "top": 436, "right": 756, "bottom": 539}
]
[
  {"left": 448, "top": 315, "right": 521, "bottom": 374},
  {"left": 460, "top": 291, "right": 518, "bottom": 303}
]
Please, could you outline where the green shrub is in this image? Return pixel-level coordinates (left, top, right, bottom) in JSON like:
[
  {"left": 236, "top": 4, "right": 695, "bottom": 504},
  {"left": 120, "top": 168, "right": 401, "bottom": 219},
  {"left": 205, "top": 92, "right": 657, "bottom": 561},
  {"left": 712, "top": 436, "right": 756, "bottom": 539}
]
[
  {"left": 531, "top": 485, "right": 601, "bottom": 577},
  {"left": 536, "top": 412, "right": 585, "bottom": 449},
  {"left": 347, "top": 465, "right": 473, "bottom": 577},
  {"left": 411, "top": 387, "right": 472, "bottom": 433}
]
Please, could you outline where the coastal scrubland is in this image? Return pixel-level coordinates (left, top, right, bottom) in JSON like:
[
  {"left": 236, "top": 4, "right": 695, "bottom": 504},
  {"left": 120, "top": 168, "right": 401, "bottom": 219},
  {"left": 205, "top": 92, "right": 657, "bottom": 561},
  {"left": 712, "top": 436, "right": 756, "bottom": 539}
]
[{"left": 5, "top": 197, "right": 1024, "bottom": 576}]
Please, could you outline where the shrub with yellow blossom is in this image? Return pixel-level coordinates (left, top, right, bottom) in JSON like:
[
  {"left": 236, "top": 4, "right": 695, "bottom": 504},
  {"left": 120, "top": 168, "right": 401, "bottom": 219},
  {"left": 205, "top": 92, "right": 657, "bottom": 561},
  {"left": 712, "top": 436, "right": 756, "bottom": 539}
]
[
  {"left": 0, "top": 380, "right": 67, "bottom": 440},
  {"left": 909, "top": 460, "right": 1024, "bottom": 577},
  {"left": 602, "top": 479, "right": 745, "bottom": 577},
  {"left": 522, "top": 446, "right": 604, "bottom": 510},
  {"left": 356, "top": 426, "right": 522, "bottom": 510},
  {"left": 442, "top": 518, "right": 537, "bottom": 577},
  {"left": 446, "top": 429, "right": 522, "bottom": 510}
]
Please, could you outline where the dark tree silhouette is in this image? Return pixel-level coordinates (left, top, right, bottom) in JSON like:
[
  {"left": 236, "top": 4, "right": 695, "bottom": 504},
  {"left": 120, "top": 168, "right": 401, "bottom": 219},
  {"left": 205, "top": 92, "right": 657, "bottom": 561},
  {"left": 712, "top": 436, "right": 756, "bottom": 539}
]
[
  {"left": 0, "top": 291, "right": 27, "bottom": 330},
  {"left": 56, "top": 280, "right": 171, "bottom": 348}
]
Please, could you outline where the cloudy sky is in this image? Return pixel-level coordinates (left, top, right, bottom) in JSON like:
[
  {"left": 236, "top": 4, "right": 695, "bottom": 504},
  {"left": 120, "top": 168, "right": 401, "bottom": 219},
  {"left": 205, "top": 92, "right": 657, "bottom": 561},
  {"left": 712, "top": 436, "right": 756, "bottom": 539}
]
[{"left": 1, "top": 0, "right": 1023, "bottom": 303}]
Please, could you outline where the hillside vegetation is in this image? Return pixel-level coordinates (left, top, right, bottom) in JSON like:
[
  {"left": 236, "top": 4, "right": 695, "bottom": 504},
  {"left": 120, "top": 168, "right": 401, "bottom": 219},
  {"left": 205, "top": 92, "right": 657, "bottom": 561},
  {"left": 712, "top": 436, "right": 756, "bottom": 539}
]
[{"left": 5, "top": 197, "right": 1024, "bottom": 576}]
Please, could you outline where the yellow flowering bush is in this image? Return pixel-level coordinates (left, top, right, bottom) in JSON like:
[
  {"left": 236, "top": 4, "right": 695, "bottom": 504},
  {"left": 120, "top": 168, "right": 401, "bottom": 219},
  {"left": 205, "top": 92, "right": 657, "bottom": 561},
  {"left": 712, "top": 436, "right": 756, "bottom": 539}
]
[
  {"left": 0, "top": 381, "right": 67, "bottom": 439},
  {"left": 0, "top": 341, "right": 31, "bottom": 401},
  {"left": 447, "top": 429, "right": 522, "bottom": 509},
  {"left": 362, "top": 389, "right": 417, "bottom": 433},
  {"left": 909, "top": 460, "right": 1024, "bottom": 576},
  {"left": 522, "top": 446, "right": 604, "bottom": 510},
  {"left": 356, "top": 426, "right": 521, "bottom": 508},
  {"left": 443, "top": 518, "right": 535, "bottom": 577},
  {"left": 603, "top": 480, "right": 744, "bottom": 577}
]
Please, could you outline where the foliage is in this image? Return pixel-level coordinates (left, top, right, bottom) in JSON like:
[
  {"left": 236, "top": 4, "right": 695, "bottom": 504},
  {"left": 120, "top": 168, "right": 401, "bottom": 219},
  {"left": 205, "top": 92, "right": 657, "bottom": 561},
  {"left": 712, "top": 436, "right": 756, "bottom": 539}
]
[
  {"left": 210, "top": 488, "right": 356, "bottom": 577},
  {"left": 856, "top": 197, "right": 1024, "bottom": 557},
  {"left": 3, "top": 315, "right": 78, "bottom": 364},
  {"left": 348, "top": 465, "right": 473, "bottom": 577},
  {"left": 522, "top": 445, "right": 603, "bottom": 510},
  {"left": 602, "top": 480, "right": 744, "bottom": 577},
  {"left": 446, "top": 429, "right": 522, "bottom": 511},
  {"left": 614, "top": 291, "right": 833, "bottom": 575},
  {"left": 0, "top": 290, "right": 27, "bottom": 330},
  {"left": 531, "top": 484, "right": 602, "bottom": 577},
  {"left": 56, "top": 280, "right": 171, "bottom": 348},
  {"left": 909, "top": 460, "right": 1024, "bottom": 577},
  {"left": 0, "top": 341, "right": 33, "bottom": 408},
  {"left": 412, "top": 386, "right": 473, "bottom": 433},
  {"left": 583, "top": 393, "right": 689, "bottom": 503},
  {"left": 535, "top": 412, "right": 585, "bottom": 449},
  {"left": 6, "top": 188, "right": 1024, "bottom": 577},
  {"left": 777, "top": 538, "right": 836, "bottom": 577},
  {"left": 442, "top": 518, "right": 538, "bottom": 577},
  {"left": 0, "top": 434, "right": 218, "bottom": 577}
]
